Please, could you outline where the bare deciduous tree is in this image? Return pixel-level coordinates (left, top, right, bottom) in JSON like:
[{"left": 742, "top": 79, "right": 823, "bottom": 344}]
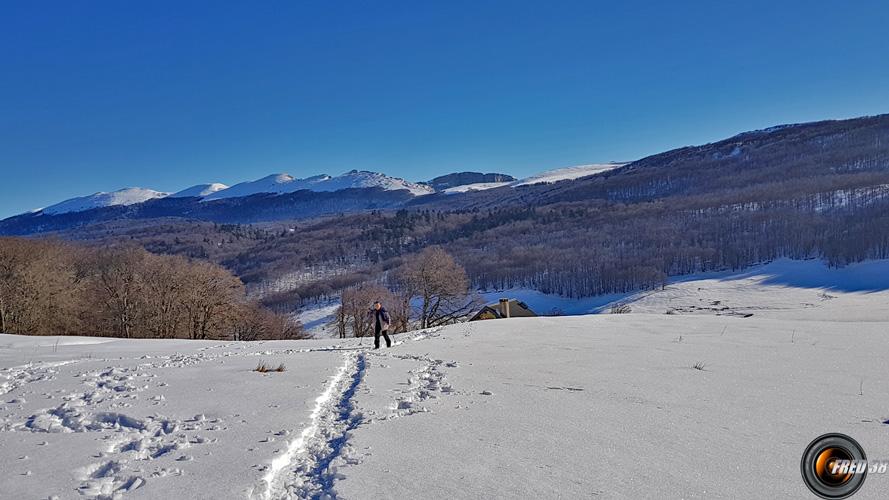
[
  {"left": 0, "top": 238, "right": 85, "bottom": 336},
  {"left": 230, "top": 302, "right": 306, "bottom": 341},
  {"left": 0, "top": 238, "right": 300, "bottom": 341},
  {"left": 331, "top": 284, "right": 410, "bottom": 338},
  {"left": 180, "top": 261, "right": 244, "bottom": 340},
  {"left": 91, "top": 248, "right": 145, "bottom": 339},
  {"left": 396, "top": 246, "right": 477, "bottom": 328}
]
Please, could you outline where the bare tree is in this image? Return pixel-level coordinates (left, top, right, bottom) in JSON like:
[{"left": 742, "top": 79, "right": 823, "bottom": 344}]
[
  {"left": 0, "top": 238, "right": 33, "bottom": 333},
  {"left": 0, "top": 238, "right": 84, "bottom": 336},
  {"left": 0, "top": 237, "right": 296, "bottom": 341},
  {"left": 386, "top": 289, "right": 412, "bottom": 333},
  {"left": 396, "top": 246, "right": 476, "bottom": 328},
  {"left": 230, "top": 302, "right": 306, "bottom": 341},
  {"left": 334, "top": 285, "right": 381, "bottom": 339},
  {"left": 330, "top": 283, "right": 412, "bottom": 338},
  {"left": 91, "top": 247, "right": 146, "bottom": 339},
  {"left": 140, "top": 254, "right": 189, "bottom": 338},
  {"left": 180, "top": 261, "right": 244, "bottom": 340}
]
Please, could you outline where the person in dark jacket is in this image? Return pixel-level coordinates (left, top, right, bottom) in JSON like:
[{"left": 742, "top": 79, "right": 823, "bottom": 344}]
[{"left": 369, "top": 301, "right": 392, "bottom": 349}]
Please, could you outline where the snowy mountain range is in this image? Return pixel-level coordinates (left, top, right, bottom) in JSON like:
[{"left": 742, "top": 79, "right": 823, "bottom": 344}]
[
  {"left": 42, "top": 188, "right": 170, "bottom": 215},
  {"left": 11, "top": 113, "right": 888, "bottom": 235},
  {"left": 22, "top": 165, "right": 625, "bottom": 217},
  {"left": 169, "top": 183, "right": 230, "bottom": 198},
  {"left": 202, "top": 170, "right": 434, "bottom": 201}
]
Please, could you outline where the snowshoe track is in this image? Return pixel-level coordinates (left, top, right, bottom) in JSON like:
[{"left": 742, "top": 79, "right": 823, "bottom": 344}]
[{"left": 253, "top": 352, "right": 366, "bottom": 500}]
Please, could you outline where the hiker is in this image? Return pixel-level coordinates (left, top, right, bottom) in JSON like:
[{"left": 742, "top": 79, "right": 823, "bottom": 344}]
[{"left": 368, "top": 300, "right": 392, "bottom": 349}]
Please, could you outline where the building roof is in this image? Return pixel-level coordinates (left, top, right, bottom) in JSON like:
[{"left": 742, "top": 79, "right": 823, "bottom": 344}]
[{"left": 469, "top": 299, "right": 537, "bottom": 321}]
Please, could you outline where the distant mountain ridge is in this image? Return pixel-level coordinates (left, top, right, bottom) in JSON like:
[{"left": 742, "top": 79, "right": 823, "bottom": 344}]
[
  {"left": 3, "top": 163, "right": 610, "bottom": 230},
  {"left": 3, "top": 114, "right": 888, "bottom": 238},
  {"left": 203, "top": 170, "right": 433, "bottom": 201},
  {"left": 427, "top": 172, "right": 516, "bottom": 190},
  {"left": 28, "top": 170, "right": 433, "bottom": 217},
  {"left": 42, "top": 188, "right": 169, "bottom": 215},
  {"left": 170, "top": 183, "right": 229, "bottom": 198}
]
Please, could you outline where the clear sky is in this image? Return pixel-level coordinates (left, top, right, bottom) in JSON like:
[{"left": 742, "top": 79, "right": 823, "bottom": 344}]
[{"left": 2, "top": 1, "right": 889, "bottom": 218}]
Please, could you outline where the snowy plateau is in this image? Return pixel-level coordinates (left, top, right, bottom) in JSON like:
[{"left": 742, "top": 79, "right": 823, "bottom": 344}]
[{"left": 2, "top": 259, "right": 889, "bottom": 499}]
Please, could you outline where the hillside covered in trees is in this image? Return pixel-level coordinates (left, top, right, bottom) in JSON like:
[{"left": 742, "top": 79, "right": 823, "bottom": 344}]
[
  {"left": 6, "top": 114, "right": 889, "bottom": 315},
  {"left": 0, "top": 238, "right": 304, "bottom": 340}
]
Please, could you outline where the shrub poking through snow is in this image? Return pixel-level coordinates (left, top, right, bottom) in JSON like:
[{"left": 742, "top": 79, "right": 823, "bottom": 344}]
[
  {"left": 692, "top": 361, "right": 706, "bottom": 371},
  {"left": 254, "top": 361, "right": 286, "bottom": 373},
  {"left": 610, "top": 304, "right": 632, "bottom": 314}
]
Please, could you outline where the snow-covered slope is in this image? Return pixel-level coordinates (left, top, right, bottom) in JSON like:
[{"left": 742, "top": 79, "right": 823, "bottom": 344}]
[
  {"left": 440, "top": 163, "right": 626, "bottom": 195},
  {"left": 203, "top": 170, "right": 433, "bottom": 201},
  {"left": 317, "top": 170, "right": 433, "bottom": 195},
  {"left": 200, "top": 173, "right": 309, "bottom": 200},
  {"left": 479, "top": 258, "right": 889, "bottom": 319},
  {"left": 169, "top": 183, "right": 229, "bottom": 198},
  {"left": 42, "top": 188, "right": 169, "bottom": 215},
  {"left": 616, "top": 258, "right": 889, "bottom": 321},
  {"left": 513, "top": 163, "right": 625, "bottom": 186},
  {"left": 441, "top": 181, "right": 512, "bottom": 194},
  {"left": 3, "top": 275, "right": 889, "bottom": 499},
  {"left": 293, "top": 300, "right": 341, "bottom": 337}
]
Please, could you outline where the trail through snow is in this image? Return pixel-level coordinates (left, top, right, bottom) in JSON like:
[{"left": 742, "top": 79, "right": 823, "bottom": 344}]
[
  {"left": 4, "top": 264, "right": 889, "bottom": 499},
  {"left": 253, "top": 353, "right": 366, "bottom": 500}
]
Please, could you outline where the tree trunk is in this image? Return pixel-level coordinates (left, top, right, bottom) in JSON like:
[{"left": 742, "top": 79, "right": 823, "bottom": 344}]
[{"left": 0, "top": 298, "right": 6, "bottom": 333}]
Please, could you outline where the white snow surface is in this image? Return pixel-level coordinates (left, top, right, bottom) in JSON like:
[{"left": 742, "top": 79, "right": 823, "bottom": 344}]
[
  {"left": 4, "top": 259, "right": 889, "bottom": 498},
  {"left": 441, "top": 164, "right": 626, "bottom": 195},
  {"left": 42, "top": 188, "right": 170, "bottom": 215},
  {"left": 480, "top": 258, "right": 889, "bottom": 318},
  {"left": 478, "top": 288, "right": 627, "bottom": 315},
  {"left": 616, "top": 258, "right": 889, "bottom": 321},
  {"left": 441, "top": 181, "right": 512, "bottom": 194},
  {"left": 513, "top": 163, "right": 625, "bottom": 186},
  {"left": 293, "top": 301, "right": 340, "bottom": 338},
  {"left": 203, "top": 170, "right": 433, "bottom": 201},
  {"left": 169, "top": 183, "right": 230, "bottom": 199}
]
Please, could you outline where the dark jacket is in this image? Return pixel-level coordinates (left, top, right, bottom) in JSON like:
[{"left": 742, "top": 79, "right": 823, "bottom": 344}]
[{"left": 369, "top": 307, "right": 391, "bottom": 331}]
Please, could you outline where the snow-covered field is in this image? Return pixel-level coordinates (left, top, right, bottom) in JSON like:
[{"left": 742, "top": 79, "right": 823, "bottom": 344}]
[
  {"left": 3, "top": 260, "right": 889, "bottom": 499},
  {"left": 303, "top": 258, "right": 889, "bottom": 337},
  {"left": 619, "top": 258, "right": 889, "bottom": 322},
  {"left": 480, "top": 258, "right": 889, "bottom": 319}
]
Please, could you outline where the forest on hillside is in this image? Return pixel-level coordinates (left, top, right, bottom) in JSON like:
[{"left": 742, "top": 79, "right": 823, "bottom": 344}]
[
  {"left": 0, "top": 238, "right": 304, "bottom": 340},
  {"left": 12, "top": 115, "right": 889, "bottom": 316},
  {"left": 39, "top": 168, "right": 889, "bottom": 317}
]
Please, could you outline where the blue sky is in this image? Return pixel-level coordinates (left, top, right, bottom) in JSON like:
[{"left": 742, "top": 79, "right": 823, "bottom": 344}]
[{"left": 2, "top": 1, "right": 889, "bottom": 218}]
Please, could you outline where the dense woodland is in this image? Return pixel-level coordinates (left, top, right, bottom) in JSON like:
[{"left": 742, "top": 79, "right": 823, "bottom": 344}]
[
  {"left": 0, "top": 238, "right": 304, "bottom": 340},
  {"left": 4, "top": 115, "right": 889, "bottom": 326}
]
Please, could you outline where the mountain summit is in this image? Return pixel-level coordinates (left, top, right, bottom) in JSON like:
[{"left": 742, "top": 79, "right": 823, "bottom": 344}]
[
  {"left": 202, "top": 170, "right": 433, "bottom": 201},
  {"left": 169, "top": 183, "right": 229, "bottom": 198},
  {"left": 42, "top": 188, "right": 169, "bottom": 215}
]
